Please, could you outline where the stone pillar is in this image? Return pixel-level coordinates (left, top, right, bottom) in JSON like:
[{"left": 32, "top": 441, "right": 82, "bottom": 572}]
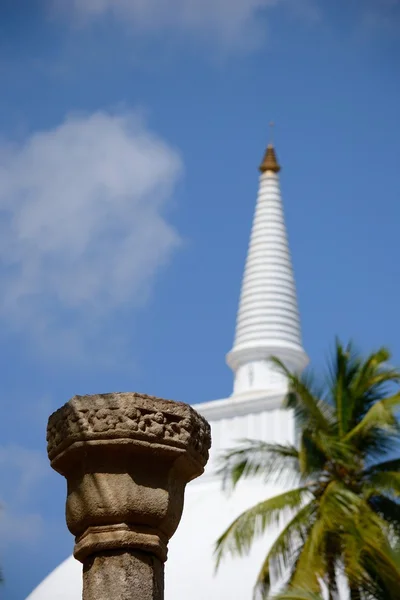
[{"left": 46, "top": 392, "right": 211, "bottom": 600}]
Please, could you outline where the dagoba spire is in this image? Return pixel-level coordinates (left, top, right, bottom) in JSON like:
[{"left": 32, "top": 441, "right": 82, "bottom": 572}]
[{"left": 226, "top": 138, "right": 308, "bottom": 397}]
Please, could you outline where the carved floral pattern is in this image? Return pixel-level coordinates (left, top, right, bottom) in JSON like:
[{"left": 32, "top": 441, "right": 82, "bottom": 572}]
[{"left": 47, "top": 393, "right": 211, "bottom": 464}]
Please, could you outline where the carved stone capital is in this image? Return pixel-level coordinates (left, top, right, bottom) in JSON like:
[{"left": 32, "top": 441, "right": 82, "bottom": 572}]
[{"left": 47, "top": 393, "right": 211, "bottom": 565}]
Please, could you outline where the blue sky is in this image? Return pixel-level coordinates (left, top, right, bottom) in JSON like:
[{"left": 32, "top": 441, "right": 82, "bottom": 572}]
[{"left": 0, "top": 1, "right": 400, "bottom": 598}]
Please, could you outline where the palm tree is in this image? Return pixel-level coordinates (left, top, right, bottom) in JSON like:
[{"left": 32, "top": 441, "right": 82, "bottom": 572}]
[{"left": 215, "top": 341, "right": 400, "bottom": 599}]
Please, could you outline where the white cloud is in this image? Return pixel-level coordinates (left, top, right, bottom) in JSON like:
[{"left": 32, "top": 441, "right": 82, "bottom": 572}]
[
  {"left": 0, "top": 110, "right": 182, "bottom": 361},
  {"left": 49, "top": 0, "right": 295, "bottom": 49}
]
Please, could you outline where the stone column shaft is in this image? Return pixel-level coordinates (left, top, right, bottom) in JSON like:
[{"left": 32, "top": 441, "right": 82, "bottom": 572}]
[{"left": 83, "top": 551, "right": 164, "bottom": 600}]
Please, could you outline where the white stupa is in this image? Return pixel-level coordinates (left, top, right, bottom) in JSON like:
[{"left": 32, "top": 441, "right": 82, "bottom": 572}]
[{"left": 26, "top": 142, "right": 308, "bottom": 600}]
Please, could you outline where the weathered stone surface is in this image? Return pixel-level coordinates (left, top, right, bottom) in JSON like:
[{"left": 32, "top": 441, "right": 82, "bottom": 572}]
[
  {"left": 47, "top": 392, "right": 210, "bottom": 467},
  {"left": 83, "top": 551, "right": 164, "bottom": 600},
  {"left": 46, "top": 392, "right": 211, "bottom": 600}
]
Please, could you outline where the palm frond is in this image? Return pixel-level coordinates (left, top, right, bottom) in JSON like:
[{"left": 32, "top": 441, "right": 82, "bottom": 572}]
[
  {"left": 355, "top": 428, "right": 400, "bottom": 462},
  {"left": 358, "top": 536, "right": 400, "bottom": 600},
  {"left": 215, "top": 487, "right": 312, "bottom": 569},
  {"left": 297, "top": 429, "right": 327, "bottom": 476},
  {"left": 344, "top": 392, "right": 400, "bottom": 443},
  {"left": 364, "top": 471, "right": 400, "bottom": 499},
  {"left": 350, "top": 348, "right": 400, "bottom": 406},
  {"left": 297, "top": 425, "right": 361, "bottom": 479},
  {"left": 363, "top": 457, "right": 400, "bottom": 477},
  {"left": 270, "top": 590, "right": 323, "bottom": 600},
  {"left": 329, "top": 339, "right": 361, "bottom": 437},
  {"left": 338, "top": 495, "right": 400, "bottom": 599},
  {"left": 217, "top": 440, "right": 300, "bottom": 489},
  {"left": 350, "top": 347, "right": 392, "bottom": 394},
  {"left": 271, "top": 357, "right": 333, "bottom": 432},
  {"left": 367, "top": 495, "right": 400, "bottom": 535},
  {"left": 253, "top": 501, "right": 317, "bottom": 597},
  {"left": 288, "top": 519, "right": 327, "bottom": 593}
]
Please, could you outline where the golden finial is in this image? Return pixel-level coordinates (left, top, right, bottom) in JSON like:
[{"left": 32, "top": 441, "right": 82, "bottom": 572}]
[{"left": 259, "top": 121, "right": 281, "bottom": 174}]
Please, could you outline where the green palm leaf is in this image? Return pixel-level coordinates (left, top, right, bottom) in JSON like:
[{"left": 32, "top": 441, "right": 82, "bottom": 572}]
[
  {"left": 215, "top": 487, "right": 312, "bottom": 568},
  {"left": 344, "top": 392, "right": 400, "bottom": 442},
  {"left": 217, "top": 440, "right": 300, "bottom": 488},
  {"left": 271, "top": 358, "right": 333, "bottom": 432},
  {"left": 271, "top": 591, "right": 323, "bottom": 600},
  {"left": 364, "top": 471, "right": 400, "bottom": 498},
  {"left": 363, "top": 458, "right": 400, "bottom": 476},
  {"left": 253, "top": 501, "right": 317, "bottom": 597},
  {"left": 287, "top": 518, "right": 327, "bottom": 593}
]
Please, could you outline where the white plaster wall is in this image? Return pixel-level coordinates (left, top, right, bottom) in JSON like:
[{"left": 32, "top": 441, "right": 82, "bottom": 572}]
[
  {"left": 233, "top": 359, "right": 289, "bottom": 395},
  {"left": 166, "top": 476, "right": 283, "bottom": 600},
  {"left": 202, "top": 405, "right": 295, "bottom": 478}
]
